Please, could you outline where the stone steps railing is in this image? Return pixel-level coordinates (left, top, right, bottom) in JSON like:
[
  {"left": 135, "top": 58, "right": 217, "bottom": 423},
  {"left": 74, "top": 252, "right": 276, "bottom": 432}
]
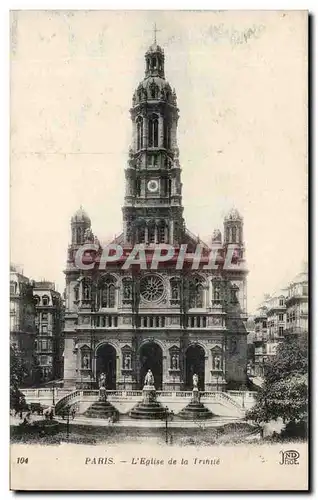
[{"left": 21, "top": 388, "right": 256, "bottom": 414}]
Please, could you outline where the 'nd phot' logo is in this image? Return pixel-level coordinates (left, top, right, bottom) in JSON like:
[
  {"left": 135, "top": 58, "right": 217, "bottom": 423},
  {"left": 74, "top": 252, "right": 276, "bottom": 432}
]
[{"left": 279, "top": 450, "right": 300, "bottom": 465}]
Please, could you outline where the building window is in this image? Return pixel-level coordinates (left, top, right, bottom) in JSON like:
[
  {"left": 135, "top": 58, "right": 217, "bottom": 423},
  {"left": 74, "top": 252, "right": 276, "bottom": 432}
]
[
  {"left": 40, "top": 355, "right": 48, "bottom": 365},
  {"left": 164, "top": 121, "right": 171, "bottom": 149},
  {"left": 279, "top": 326, "right": 284, "bottom": 336},
  {"left": 135, "top": 178, "right": 141, "bottom": 197},
  {"left": 42, "top": 312, "right": 48, "bottom": 322},
  {"left": 148, "top": 225, "right": 156, "bottom": 243},
  {"left": 279, "top": 314, "right": 284, "bottom": 321},
  {"left": 148, "top": 114, "right": 159, "bottom": 147},
  {"left": 10, "top": 282, "right": 17, "bottom": 295},
  {"left": 158, "top": 224, "right": 166, "bottom": 243},
  {"left": 42, "top": 325, "right": 48, "bottom": 334},
  {"left": 99, "top": 277, "right": 116, "bottom": 308},
  {"left": 138, "top": 225, "right": 146, "bottom": 243},
  {"left": 136, "top": 116, "right": 143, "bottom": 150},
  {"left": 42, "top": 295, "right": 49, "bottom": 306},
  {"left": 189, "top": 278, "right": 204, "bottom": 308},
  {"left": 279, "top": 298, "right": 284, "bottom": 306},
  {"left": 262, "top": 321, "right": 267, "bottom": 329},
  {"left": 303, "top": 285, "right": 308, "bottom": 296}
]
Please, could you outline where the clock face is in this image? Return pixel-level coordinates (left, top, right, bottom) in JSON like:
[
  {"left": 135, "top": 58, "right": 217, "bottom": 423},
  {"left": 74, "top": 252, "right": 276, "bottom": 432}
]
[{"left": 147, "top": 179, "right": 159, "bottom": 193}]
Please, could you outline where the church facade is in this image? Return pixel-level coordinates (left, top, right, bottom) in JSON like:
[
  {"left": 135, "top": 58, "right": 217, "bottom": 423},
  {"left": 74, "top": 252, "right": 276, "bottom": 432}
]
[{"left": 63, "top": 40, "right": 248, "bottom": 391}]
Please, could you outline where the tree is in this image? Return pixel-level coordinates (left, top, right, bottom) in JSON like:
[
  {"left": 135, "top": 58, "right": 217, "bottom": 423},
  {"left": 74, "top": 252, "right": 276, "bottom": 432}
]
[
  {"left": 10, "top": 344, "right": 27, "bottom": 412},
  {"left": 246, "top": 334, "right": 308, "bottom": 425}
]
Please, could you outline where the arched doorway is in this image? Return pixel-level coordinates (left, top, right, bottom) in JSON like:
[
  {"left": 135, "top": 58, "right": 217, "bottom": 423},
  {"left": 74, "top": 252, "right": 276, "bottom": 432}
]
[
  {"left": 96, "top": 344, "right": 117, "bottom": 390},
  {"left": 185, "top": 345, "right": 205, "bottom": 390},
  {"left": 139, "top": 342, "right": 163, "bottom": 390}
]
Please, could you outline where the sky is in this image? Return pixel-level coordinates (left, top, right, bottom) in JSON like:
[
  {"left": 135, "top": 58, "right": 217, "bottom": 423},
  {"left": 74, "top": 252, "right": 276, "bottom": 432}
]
[{"left": 10, "top": 10, "right": 308, "bottom": 312}]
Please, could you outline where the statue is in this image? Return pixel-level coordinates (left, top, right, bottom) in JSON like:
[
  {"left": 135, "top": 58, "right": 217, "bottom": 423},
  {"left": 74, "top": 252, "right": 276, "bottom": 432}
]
[
  {"left": 171, "top": 354, "right": 178, "bottom": 370},
  {"left": 144, "top": 369, "right": 154, "bottom": 387},
  {"left": 124, "top": 354, "right": 131, "bottom": 370},
  {"left": 99, "top": 372, "right": 106, "bottom": 389},
  {"left": 98, "top": 372, "right": 107, "bottom": 401},
  {"left": 82, "top": 354, "right": 89, "bottom": 369},
  {"left": 193, "top": 373, "right": 199, "bottom": 389},
  {"left": 214, "top": 355, "right": 221, "bottom": 370}
]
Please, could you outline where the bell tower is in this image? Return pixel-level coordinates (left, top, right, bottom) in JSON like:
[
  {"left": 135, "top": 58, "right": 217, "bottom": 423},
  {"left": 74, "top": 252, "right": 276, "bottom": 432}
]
[{"left": 122, "top": 35, "right": 184, "bottom": 246}]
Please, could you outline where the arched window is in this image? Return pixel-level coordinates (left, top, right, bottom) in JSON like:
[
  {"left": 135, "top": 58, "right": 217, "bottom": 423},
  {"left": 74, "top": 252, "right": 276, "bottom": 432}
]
[
  {"left": 135, "top": 178, "right": 141, "bottom": 197},
  {"left": 164, "top": 121, "right": 171, "bottom": 149},
  {"left": 148, "top": 114, "right": 158, "bottom": 147},
  {"left": 138, "top": 222, "right": 146, "bottom": 243},
  {"left": 99, "top": 276, "right": 116, "bottom": 309},
  {"left": 136, "top": 116, "right": 143, "bottom": 150},
  {"left": 148, "top": 224, "right": 156, "bottom": 243},
  {"left": 189, "top": 278, "right": 204, "bottom": 308},
  {"left": 42, "top": 295, "right": 49, "bottom": 306}
]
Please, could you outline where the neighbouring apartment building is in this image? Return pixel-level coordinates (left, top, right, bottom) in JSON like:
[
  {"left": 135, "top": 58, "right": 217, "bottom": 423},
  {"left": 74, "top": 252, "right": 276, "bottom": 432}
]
[
  {"left": 252, "top": 265, "right": 308, "bottom": 377},
  {"left": 285, "top": 269, "right": 308, "bottom": 336},
  {"left": 10, "top": 266, "right": 37, "bottom": 386},
  {"left": 33, "top": 281, "right": 64, "bottom": 382}
]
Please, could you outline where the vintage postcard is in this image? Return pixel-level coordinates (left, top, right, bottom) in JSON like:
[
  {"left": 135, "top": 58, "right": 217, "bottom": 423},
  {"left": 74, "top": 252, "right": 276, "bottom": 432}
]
[{"left": 10, "top": 10, "right": 308, "bottom": 491}]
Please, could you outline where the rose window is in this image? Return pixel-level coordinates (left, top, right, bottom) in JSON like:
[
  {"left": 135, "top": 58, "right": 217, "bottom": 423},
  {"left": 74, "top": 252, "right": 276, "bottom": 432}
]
[{"left": 140, "top": 275, "right": 164, "bottom": 302}]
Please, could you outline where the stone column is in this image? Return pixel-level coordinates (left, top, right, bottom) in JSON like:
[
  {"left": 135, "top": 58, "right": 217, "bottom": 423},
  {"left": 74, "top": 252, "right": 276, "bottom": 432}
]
[
  {"left": 116, "top": 354, "right": 121, "bottom": 389},
  {"left": 204, "top": 354, "right": 209, "bottom": 390},
  {"left": 169, "top": 220, "right": 174, "bottom": 244},
  {"left": 162, "top": 353, "right": 168, "bottom": 389}
]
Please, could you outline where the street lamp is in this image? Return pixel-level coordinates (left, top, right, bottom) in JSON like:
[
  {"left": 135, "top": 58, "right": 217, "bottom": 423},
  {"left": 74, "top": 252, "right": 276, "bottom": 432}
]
[
  {"left": 164, "top": 406, "right": 174, "bottom": 444},
  {"left": 52, "top": 380, "right": 55, "bottom": 406}
]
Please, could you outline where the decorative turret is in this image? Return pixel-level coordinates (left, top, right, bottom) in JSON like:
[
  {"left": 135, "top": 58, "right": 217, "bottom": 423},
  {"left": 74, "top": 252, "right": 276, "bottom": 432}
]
[
  {"left": 71, "top": 206, "right": 91, "bottom": 246},
  {"left": 223, "top": 208, "right": 243, "bottom": 245},
  {"left": 145, "top": 42, "right": 165, "bottom": 79}
]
